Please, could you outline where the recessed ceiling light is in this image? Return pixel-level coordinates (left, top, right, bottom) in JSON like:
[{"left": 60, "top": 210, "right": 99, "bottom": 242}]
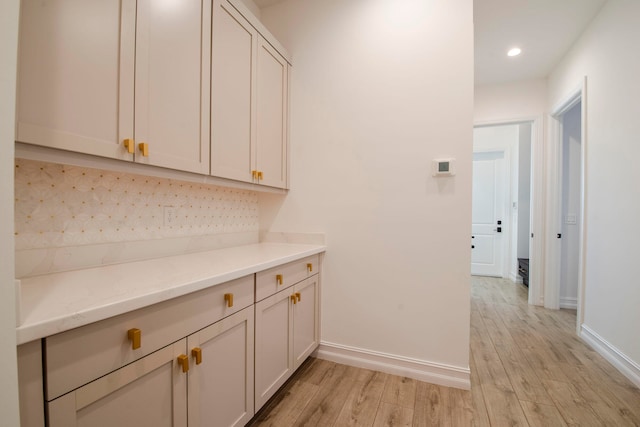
[{"left": 507, "top": 47, "right": 522, "bottom": 57}]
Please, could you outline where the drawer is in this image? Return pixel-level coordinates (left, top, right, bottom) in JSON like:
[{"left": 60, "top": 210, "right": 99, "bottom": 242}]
[
  {"left": 45, "top": 274, "right": 254, "bottom": 401},
  {"left": 256, "top": 255, "right": 319, "bottom": 302}
]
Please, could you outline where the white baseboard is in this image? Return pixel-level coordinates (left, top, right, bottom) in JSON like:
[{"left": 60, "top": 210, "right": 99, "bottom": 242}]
[
  {"left": 313, "top": 341, "right": 470, "bottom": 390},
  {"left": 580, "top": 324, "right": 640, "bottom": 388},
  {"left": 560, "top": 297, "right": 577, "bottom": 309}
]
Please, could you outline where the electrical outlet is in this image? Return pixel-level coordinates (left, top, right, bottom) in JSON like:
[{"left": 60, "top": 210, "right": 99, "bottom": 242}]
[{"left": 164, "top": 206, "right": 177, "bottom": 226}]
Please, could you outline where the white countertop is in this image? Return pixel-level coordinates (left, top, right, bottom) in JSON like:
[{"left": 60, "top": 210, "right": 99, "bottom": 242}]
[{"left": 17, "top": 243, "right": 325, "bottom": 345}]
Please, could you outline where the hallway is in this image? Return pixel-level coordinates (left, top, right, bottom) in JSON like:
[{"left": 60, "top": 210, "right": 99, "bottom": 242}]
[{"left": 249, "top": 277, "right": 640, "bottom": 426}]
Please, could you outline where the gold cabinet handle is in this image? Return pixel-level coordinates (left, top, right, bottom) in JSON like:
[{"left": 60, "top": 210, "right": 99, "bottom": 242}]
[
  {"left": 290, "top": 294, "right": 297, "bottom": 305},
  {"left": 123, "top": 138, "right": 135, "bottom": 154},
  {"left": 127, "top": 328, "right": 141, "bottom": 350},
  {"left": 138, "top": 142, "right": 149, "bottom": 157},
  {"left": 307, "top": 263, "right": 313, "bottom": 272},
  {"left": 191, "top": 347, "right": 202, "bottom": 365},
  {"left": 252, "top": 170, "right": 258, "bottom": 179},
  {"left": 295, "top": 292, "right": 301, "bottom": 302},
  {"left": 257, "top": 171, "right": 264, "bottom": 180},
  {"left": 177, "top": 354, "right": 189, "bottom": 373},
  {"left": 224, "top": 293, "right": 234, "bottom": 308},
  {"left": 276, "top": 274, "right": 283, "bottom": 285}
]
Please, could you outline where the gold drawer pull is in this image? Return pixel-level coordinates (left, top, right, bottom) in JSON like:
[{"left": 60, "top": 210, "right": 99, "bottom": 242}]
[
  {"left": 276, "top": 274, "right": 283, "bottom": 285},
  {"left": 127, "top": 328, "right": 141, "bottom": 350},
  {"left": 295, "top": 292, "right": 301, "bottom": 302},
  {"left": 191, "top": 347, "right": 202, "bottom": 365},
  {"left": 224, "top": 293, "right": 234, "bottom": 308},
  {"left": 138, "top": 142, "right": 149, "bottom": 157},
  {"left": 177, "top": 354, "right": 189, "bottom": 373},
  {"left": 290, "top": 294, "right": 297, "bottom": 305},
  {"left": 123, "top": 138, "right": 135, "bottom": 154},
  {"left": 307, "top": 263, "right": 313, "bottom": 272},
  {"left": 257, "top": 171, "right": 264, "bottom": 180}
]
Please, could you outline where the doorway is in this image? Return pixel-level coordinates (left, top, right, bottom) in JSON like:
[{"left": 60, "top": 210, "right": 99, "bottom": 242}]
[
  {"left": 559, "top": 102, "right": 582, "bottom": 309},
  {"left": 546, "top": 78, "right": 587, "bottom": 329},
  {"left": 471, "top": 123, "right": 533, "bottom": 284}
]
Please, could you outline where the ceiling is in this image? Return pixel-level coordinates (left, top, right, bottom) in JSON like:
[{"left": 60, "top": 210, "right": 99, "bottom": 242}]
[
  {"left": 252, "top": 0, "right": 608, "bottom": 85},
  {"left": 474, "top": 0, "right": 607, "bottom": 85}
]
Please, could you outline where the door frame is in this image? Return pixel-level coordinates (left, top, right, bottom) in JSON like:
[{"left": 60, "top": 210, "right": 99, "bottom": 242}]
[
  {"left": 547, "top": 77, "right": 588, "bottom": 332},
  {"left": 474, "top": 116, "right": 545, "bottom": 307}
]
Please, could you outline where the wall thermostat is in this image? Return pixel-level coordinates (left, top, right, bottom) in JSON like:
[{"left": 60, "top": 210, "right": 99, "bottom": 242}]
[{"left": 432, "top": 158, "right": 455, "bottom": 176}]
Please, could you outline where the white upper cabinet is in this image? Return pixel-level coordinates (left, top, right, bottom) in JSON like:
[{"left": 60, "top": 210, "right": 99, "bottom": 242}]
[
  {"left": 211, "top": 0, "right": 290, "bottom": 189},
  {"left": 211, "top": 0, "right": 257, "bottom": 183},
  {"left": 256, "top": 36, "right": 289, "bottom": 189},
  {"left": 17, "top": 0, "right": 210, "bottom": 174},
  {"left": 133, "top": 0, "right": 210, "bottom": 173},
  {"left": 17, "top": 0, "right": 289, "bottom": 185},
  {"left": 17, "top": 0, "right": 135, "bottom": 162}
]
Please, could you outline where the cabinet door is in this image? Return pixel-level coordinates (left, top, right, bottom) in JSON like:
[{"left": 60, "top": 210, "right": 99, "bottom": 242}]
[
  {"left": 48, "top": 340, "right": 187, "bottom": 427},
  {"left": 256, "top": 36, "right": 289, "bottom": 189},
  {"left": 254, "top": 288, "right": 294, "bottom": 410},
  {"left": 17, "top": 0, "right": 135, "bottom": 161},
  {"left": 187, "top": 307, "right": 254, "bottom": 427},
  {"left": 292, "top": 276, "right": 320, "bottom": 369},
  {"left": 211, "top": 0, "right": 257, "bottom": 183},
  {"left": 134, "top": 0, "right": 210, "bottom": 173}
]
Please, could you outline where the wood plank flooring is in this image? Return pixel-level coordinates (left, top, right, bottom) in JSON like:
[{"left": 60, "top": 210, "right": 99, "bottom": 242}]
[{"left": 248, "top": 276, "right": 640, "bottom": 426}]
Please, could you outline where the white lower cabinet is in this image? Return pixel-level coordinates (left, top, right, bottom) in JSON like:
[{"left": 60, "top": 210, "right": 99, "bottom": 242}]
[
  {"left": 48, "top": 307, "right": 255, "bottom": 427},
  {"left": 187, "top": 308, "right": 255, "bottom": 427},
  {"left": 19, "top": 255, "right": 322, "bottom": 427},
  {"left": 254, "top": 275, "right": 319, "bottom": 410},
  {"left": 292, "top": 276, "right": 320, "bottom": 369},
  {"left": 254, "top": 288, "right": 294, "bottom": 410},
  {"left": 48, "top": 340, "right": 188, "bottom": 427}
]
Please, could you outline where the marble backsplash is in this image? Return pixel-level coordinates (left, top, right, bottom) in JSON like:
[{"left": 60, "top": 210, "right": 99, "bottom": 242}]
[{"left": 15, "top": 159, "right": 260, "bottom": 275}]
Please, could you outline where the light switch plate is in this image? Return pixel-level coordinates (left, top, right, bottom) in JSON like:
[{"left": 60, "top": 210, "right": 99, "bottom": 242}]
[{"left": 164, "top": 206, "right": 177, "bottom": 226}]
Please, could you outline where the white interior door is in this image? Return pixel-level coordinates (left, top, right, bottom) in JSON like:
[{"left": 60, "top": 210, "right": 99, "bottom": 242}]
[{"left": 472, "top": 151, "right": 506, "bottom": 276}]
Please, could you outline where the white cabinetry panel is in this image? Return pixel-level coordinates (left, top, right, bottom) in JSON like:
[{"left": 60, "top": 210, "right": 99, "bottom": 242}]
[
  {"left": 48, "top": 340, "right": 188, "bottom": 427},
  {"left": 188, "top": 307, "right": 255, "bottom": 427},
  {"left": 211, "top": 0, "right": 257, "bottom": 183},
  {"left": 256, "top": 36, "right": 288, "bottom": 189},
  {"left": 134, "top": 0, "right": 210, "bottom": 173},
  {"left": 17, "top": 0, "right": 135, "bottom": 161}
]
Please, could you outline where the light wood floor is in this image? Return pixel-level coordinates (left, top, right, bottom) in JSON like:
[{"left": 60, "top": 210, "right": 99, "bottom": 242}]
[{"left": 248, "top": 276, "right": 640, "bottom": 426}]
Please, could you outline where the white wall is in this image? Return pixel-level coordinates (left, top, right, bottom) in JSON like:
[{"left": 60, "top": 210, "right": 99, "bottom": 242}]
[
  {"left": 0, "top": 0, "right": 21, "bottom": 424},
  {"left": 475, "top": 79, "right": 547, "bottom": 123},
  {"left": 260, "top": 0, "right": 474, "bottom": 373},
  {"left": 559, "top": 103, "right": 581, "bottom": 308},
  {"left": 548, "top": 0, "right": 640, "bottom": 371}
]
